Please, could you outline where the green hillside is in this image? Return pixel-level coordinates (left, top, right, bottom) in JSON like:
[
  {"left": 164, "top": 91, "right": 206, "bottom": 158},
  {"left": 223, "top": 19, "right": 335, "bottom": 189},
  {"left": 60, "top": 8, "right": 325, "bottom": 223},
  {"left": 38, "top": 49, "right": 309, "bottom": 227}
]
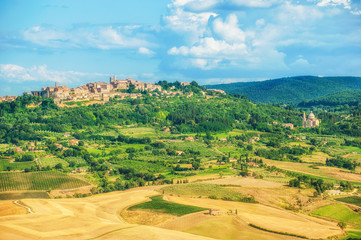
[
  {"left": 298, "top": 90, "right": 361, "bottom": 107},
  {"left": 205, "top": 76, "right": 361, "bottom": 104}
]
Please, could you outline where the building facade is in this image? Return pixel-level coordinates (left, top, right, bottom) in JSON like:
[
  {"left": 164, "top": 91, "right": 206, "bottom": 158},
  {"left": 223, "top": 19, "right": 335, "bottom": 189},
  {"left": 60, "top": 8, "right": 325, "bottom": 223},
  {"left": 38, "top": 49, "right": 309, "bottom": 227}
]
[{"left": 302, "top": 111, "right": 320, "bottom": 128}]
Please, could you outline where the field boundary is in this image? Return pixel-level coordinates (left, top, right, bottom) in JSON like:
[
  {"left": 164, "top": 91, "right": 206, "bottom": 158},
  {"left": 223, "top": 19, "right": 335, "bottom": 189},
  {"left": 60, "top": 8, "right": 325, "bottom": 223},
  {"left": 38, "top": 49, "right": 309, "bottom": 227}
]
[{"left": 249, "top": 223, "right": 308, "bottom": 239}]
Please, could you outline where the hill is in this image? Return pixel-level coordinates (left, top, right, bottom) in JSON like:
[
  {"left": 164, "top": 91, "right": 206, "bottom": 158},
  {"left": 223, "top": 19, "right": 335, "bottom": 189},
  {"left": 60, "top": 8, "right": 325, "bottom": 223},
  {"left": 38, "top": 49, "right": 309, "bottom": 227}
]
[
  {"left": 205, "top": 76, "right": 361, "bottom": 104},
  {"left": 298, "top": 89, "right": 361, "bottom": 107}
]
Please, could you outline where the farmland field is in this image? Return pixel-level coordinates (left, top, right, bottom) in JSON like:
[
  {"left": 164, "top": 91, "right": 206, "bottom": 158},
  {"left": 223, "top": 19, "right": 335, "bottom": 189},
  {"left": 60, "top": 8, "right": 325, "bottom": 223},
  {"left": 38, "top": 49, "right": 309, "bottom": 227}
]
[
  {"left": 38, "top": 156, "right": 69, "bottom": 168},
  {"left": 0, "top": 172, "right": 90, "bottom": 191},
  {"left": 0, "top": 159, "right": 36, "bottom": 171},
  {"left": 336, "top": 196, "right": 361, "bottom": 207},
  {"left": 0, "top": 191, "right": 50, "bottom": 200},
  {"left": 312, "top": 204, "right": 361, "bottom": 225},
  {"left": 117, "top": 127, "right": 158, "bottom": 138},
  {"left": 128, "top": 195, "right": 207, "bottom": 216},
  {"left": 162, "top": 183, "right": 255, "bottom": 202}
]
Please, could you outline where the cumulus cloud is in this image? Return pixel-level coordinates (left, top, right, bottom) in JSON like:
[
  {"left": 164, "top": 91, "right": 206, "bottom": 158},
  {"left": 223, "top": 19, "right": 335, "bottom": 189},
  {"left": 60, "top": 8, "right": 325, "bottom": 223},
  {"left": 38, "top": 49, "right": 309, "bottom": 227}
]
[
  {"left": 169, "top": 37, "right": 247, "bottom": 58},
  {"left": 0, "top": 64, "right": 106, "bottom": 83},
  {"left": 231, "top": 0, "right": 281, "bottom": 8},
  {"left": 212, "top": 14, "right": 246, "bottom": 43},
  {"left": 317, "top": 0, "right": 351, "bottom": 9},
  {"left": 168, "top": 0, "right": 281, "bottom": 10},
  {"left": 163, "top": 8, "right": 217, "bottom": 42}
]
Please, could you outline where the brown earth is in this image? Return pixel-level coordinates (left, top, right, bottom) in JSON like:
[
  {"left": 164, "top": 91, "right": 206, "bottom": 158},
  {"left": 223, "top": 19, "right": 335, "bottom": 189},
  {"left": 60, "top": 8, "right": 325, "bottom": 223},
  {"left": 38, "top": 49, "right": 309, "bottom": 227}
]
[
  {"left": 204, "top": 177, "right": 285, "bottom": 187},
  {"left": 0, "top": 187, "right": 213, "bottom": 240},
  {"left": 0, "top": 185, "right": 343, "bottom": 240},
  {"left": 165, "top": 195, "right": 342, "bottom": 239},
  {"left": 121, "top": 209, "right": 176, "bottom": 226},
  {"left": 0, "top": 201, "right": 27, "bottom": 216}
]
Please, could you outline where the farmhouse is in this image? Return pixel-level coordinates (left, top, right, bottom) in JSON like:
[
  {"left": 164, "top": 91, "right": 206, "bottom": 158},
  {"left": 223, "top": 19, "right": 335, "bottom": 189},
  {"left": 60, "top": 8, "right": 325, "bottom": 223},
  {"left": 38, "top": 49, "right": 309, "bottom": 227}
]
[
  {"left": 209, "top": 209, "right": 221, "bottom": 215},
  {"left": 282, "top": 123, "right": 294, "bottom": 129}
]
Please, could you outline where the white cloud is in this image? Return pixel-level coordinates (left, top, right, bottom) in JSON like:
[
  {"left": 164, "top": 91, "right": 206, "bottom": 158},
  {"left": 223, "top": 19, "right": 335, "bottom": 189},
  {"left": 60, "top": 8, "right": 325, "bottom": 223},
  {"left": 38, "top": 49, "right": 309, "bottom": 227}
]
[
  {"left": 138, "top": 47, "right": 155, "bottom": 55},
  {"left": 0, "top": 64, "right": 106, "bottom": 83},
  {"left": 231, "top": 0, "right": 281, "bottom": 8},
  {"left": 317, "top": 0, "right": 351, "bottom": 9},
  {"left": 163, "top": 8, "right": 217, "bottom": 43},
  {"left": 24, "top": 26, "right": 68, "bottom": 48},
  {"left": 168, "top": 37, "right": 247, "bottom": 58},
  {"left": 23, "top": 25, "right": 150, "bottom": 50},
  {"left": 277, "top": 2, "right": 323, "bottom": 25},
  {"left": 170, "top": 0, "right": 219, "bottom": 11},
  {"left": 213, "top": 14, "right": 246, "bottom": 43},
  {"left": 169, "top": 0, "right": 281, "bottom": 10}
]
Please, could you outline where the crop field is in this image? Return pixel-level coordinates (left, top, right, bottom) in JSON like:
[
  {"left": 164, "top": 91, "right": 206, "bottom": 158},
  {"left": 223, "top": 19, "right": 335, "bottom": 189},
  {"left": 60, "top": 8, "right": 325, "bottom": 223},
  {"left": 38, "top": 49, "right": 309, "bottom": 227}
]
[
  {"left": 64, "top": 157, "right": 87, "bottom": 166},
  {"left": 162, "top": 183, "right": 255, "bottom": 202},
  {"left": 262, "top": 159, "right": 361, "bottom": 183},
  {"left": 128, "top": 195, "right": 207, "bottom": 216},
  {"left": 250, "top": 168, "right": 291, "bottom": 183},
  {"left": 0, "top": 159, "right": 36, "bottom": 171},
  {"left": 117, "top": 127, "right": 157, "bottom": 138},
  {"left": 0, "top": 172, "right": 90, "bottom": 191},
  {"left": 300, "top": 151, "right": 330, "bottom": 164},
  {"left": 312, "top": 204, "right": 361, "bottom": 225},
  {"left": 336, "top": 196, "right": 361, "bottom": 207},
  {"left": 0, "top": 191, "right": 50, "bottom": 200},
  {"left": 164, "top": 141, "right": 221, "bottom": 159},
  {"left": 114, "top": 159, "right": 169, "bottom": 173},
  {"left": 38, "top": 156, "right": 69, "bottom": 168},
  {"left": 0, "top": 144, "right": 9, "bottom": 151}
]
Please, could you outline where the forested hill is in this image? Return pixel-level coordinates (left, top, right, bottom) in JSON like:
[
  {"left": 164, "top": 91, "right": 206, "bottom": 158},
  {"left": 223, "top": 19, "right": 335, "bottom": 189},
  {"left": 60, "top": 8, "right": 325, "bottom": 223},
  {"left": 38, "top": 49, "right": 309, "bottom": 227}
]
[
  {"left": 298, "top": 89, "right": 361, "bottom": 107},
  {"left": 205, "top": 76, "right": 361, "bottom": 104}
]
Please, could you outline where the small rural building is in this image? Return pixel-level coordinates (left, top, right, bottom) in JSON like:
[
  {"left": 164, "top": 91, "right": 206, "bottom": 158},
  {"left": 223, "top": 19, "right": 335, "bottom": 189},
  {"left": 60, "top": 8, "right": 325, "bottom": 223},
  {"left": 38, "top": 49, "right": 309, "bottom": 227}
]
[
  {"left": 326, "top": 190, "right": 344, "bottom": 196},
  {"left": 176, "top": 151, "right": 184, "bottom": 156},
  {"left": 69, "top": 139, "right": 79, "bottom": 146},
  {"left": 282, "top": 123, "right": 294, "bottom": 130},
  {"left": 209, "top": 209, "right": 221, "bottom": 216},
  {"left": 184, "top": 136, "right": 195, "bottom": 142},
  {"left": 219, "top": 138, "right": 227, "bottom": 142},
  {"left": 248, "top": 137, "right": 260, "bottom": 144}
]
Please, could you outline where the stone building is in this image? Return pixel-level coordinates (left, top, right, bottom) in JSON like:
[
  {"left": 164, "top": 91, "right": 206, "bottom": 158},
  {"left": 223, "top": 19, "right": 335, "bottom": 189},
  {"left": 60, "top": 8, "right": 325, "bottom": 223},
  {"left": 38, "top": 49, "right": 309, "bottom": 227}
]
[{"left": 302, "top": 112, "right": 320, "bottom": 128}]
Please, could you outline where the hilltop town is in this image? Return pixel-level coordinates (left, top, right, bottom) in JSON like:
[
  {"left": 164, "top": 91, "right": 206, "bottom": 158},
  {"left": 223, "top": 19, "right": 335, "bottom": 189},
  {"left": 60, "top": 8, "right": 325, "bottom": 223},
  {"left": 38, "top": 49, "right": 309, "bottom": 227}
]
[{"left": 0, "top": 76, "right": 193, "bottom": 103}]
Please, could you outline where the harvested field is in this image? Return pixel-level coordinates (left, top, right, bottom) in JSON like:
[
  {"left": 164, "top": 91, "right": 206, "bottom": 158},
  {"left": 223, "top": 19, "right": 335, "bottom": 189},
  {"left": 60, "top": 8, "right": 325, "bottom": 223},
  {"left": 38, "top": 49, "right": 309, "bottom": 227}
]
[
  {"left": 204, "top": 177, "right": 284, "bottom": 188},
  {"left": 0, "top": 201, "right": 27, "bottom": 216},
  {"left": 121, "top": 209, "right": 176, "bottom": 226},
  {"left": 0, "top": 187, "right": 213, "bottom": 240},
  {"left": 165, "top": 195, "right": 342, "bottom": 239},
  {"left": 0, "top": 191, "right": 50, "bottom": 200},
  {"left": 301, "top": 152, "right": 330, "bottom": 164},
  {"left": 0, "top": 186, "right": 343, "bottom": 240},
  {"left": 263, "top": 159, "right": 361, "bottom": 183}
]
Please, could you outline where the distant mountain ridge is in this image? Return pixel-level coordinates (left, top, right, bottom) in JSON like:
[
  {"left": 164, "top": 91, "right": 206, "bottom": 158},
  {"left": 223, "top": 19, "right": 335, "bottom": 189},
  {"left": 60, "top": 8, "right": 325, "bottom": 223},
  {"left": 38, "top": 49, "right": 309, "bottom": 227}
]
[
  {"left": 299, "top": 89, "right": 361, "bottom": 107},
  {"left": 205, "top": 76, "right": 361, "bottom": 104}
]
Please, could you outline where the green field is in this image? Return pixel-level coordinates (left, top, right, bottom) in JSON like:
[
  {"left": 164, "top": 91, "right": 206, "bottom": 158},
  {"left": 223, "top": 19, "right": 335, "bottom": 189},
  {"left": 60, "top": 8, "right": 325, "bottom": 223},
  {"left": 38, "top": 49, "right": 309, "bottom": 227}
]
[
  {"left": 162, "top": 183, "right": 255, "bottom": 202},
  {"left": 128, "top": 195, "right": 207, "bottom": 216},
  {"left": 0, "top": 160, "right": 36, "bottom": 171},
  {"left": 38, "top": 156, "right": 69, "bottom": 168},
  {"left": 0, "top": 191, "right": 50, "bottom": 200},
  {"left": 312, "top": 204, "right": 361, "bottom": 225},
  {"left": 336, "top": 196, "right": 361, "bottom": 207},
  {"left": 0, "top": 172, "right": 90, "bottom": 191},
  {"left": 117, "top": 127, "right": 158, "bottom": 138},
  {"left": 343, "top": 231, "right": 361, "bottom": 240}
]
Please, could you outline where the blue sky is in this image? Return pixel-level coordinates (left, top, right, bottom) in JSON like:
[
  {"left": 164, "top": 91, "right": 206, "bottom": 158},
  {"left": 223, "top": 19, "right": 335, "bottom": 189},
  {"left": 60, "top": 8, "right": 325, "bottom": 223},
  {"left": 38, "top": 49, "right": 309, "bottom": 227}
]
[{"left": 1, "top": 0, "right": 361, "bottom": 96}]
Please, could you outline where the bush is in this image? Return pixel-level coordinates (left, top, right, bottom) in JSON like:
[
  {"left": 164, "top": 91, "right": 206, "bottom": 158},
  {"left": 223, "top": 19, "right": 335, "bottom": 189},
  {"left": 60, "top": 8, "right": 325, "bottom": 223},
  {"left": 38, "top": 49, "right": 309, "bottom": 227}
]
[{"left": 16, "top": 154, "right": 35, "bottom": 162}]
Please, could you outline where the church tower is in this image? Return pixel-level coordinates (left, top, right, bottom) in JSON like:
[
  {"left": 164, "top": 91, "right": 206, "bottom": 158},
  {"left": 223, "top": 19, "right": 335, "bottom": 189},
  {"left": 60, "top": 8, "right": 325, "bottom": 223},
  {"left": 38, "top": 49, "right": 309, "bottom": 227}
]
[{"left": 302, "top": 112, "right": 306, "bottom": 128}]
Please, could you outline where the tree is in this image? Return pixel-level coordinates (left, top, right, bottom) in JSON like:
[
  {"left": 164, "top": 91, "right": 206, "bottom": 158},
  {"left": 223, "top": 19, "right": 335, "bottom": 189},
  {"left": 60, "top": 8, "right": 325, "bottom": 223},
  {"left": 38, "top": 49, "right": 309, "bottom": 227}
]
[
  {"left": 55, "top": 163, "right": 63, "bottom": 169},
  {"left": 337, "top": 221, "right": 347, "bottom": 230}
]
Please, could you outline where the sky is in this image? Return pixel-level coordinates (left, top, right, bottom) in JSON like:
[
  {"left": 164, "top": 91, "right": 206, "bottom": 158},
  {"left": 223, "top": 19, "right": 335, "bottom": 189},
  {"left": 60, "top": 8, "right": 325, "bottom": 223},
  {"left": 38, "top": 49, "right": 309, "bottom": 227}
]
[{"left": 1, "top": 0, "right": 361, "bottom": 96}]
